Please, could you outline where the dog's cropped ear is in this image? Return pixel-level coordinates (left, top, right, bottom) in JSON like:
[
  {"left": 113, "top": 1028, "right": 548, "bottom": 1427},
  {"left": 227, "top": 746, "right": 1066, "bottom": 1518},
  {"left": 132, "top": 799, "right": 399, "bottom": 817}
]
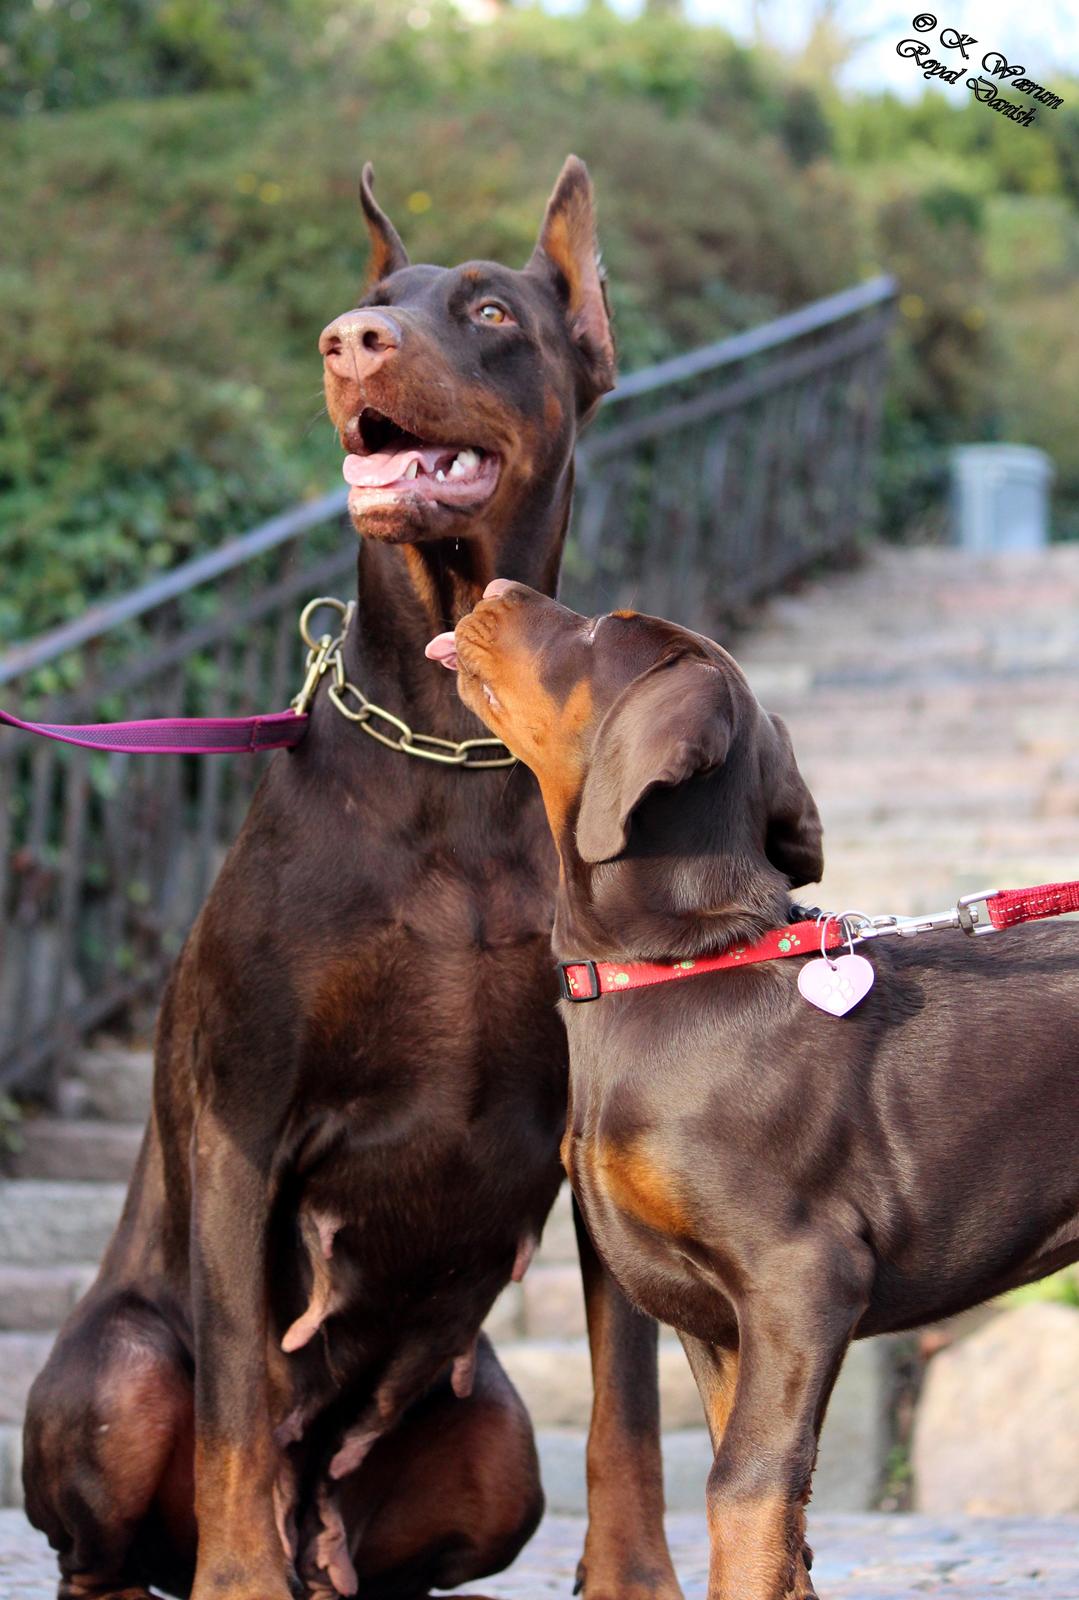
[
  {"left": 760, "top": 714, "right": 823, "bottom": 890},
  {"left": 527, "top": 155, "right": 616, "bottom": 403},
  {"left": 359, "top": 163, "right": 410, "bottom": 286},
  {"left": 576, "top": 657, "right": 733, "bottom": 864}
]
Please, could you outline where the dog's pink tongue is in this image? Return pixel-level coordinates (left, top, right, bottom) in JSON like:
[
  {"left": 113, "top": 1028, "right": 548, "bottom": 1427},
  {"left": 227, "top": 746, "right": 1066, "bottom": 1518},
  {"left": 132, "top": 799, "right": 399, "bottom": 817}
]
[
  {"left": 343, "top": 445, "right": 448, "bottom": 488},
  {"left": 425, "top": 631, "right": 459, "bottom": 671}
]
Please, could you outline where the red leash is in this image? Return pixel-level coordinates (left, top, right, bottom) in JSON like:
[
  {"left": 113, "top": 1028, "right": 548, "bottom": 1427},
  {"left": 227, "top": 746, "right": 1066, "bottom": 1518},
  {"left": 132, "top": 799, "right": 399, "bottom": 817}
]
[
  {"left": 985, "top": 880, "right": 1079, "bottom": 929},
  {"left": 558, "top": 881, "right": 1079, "bottom": 1003}
]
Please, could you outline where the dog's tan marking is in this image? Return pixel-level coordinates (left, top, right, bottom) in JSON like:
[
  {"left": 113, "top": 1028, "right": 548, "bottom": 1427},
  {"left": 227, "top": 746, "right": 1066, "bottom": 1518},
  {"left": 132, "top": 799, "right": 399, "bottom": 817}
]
[
  {"left": 195, "top": 1435, "right": 293, "bottom": 1597},
  {"left": 707, "top": 1489, "right": 801, "bottom": 1599},
  {"left": 532, "top": 678, "right": 593, "bottom": 839},
  {"left": 594, "top": 1140, "right": 694, "bottom": 1238}
]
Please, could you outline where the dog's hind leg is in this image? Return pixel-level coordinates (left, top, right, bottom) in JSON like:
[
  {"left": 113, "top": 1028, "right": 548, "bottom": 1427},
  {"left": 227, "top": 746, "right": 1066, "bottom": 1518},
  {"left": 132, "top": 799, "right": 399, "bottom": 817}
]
[
  {"left": 570, "top": 1205, "right": 683, "bottom": 1600},
  {"left": 23, "top": 1291, "right": 195, "bottom": 1600}
]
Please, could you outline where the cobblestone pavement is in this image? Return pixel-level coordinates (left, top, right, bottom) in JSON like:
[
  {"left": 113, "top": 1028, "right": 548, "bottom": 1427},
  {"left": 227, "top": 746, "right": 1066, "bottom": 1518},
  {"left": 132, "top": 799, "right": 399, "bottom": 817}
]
[{"left": 4, "top": 1510, "right": 1079, "bottom": 1599}]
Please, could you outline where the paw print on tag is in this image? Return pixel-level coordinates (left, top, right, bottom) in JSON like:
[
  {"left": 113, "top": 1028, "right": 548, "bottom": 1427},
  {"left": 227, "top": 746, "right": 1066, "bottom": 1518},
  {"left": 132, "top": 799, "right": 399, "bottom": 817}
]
[
  {"left": 797, "top": 953, "right": 875, "bottom": 1017},
  {"left": 821, "top": 970, "right": 854, "bottom": 1010}
]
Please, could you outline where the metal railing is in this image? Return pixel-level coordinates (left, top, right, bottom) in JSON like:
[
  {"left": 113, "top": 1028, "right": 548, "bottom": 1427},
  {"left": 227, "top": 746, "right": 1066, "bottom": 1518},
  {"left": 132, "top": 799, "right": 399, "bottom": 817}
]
[{"left": 0, "top": 275, "right": 896, "bottom": 1094}]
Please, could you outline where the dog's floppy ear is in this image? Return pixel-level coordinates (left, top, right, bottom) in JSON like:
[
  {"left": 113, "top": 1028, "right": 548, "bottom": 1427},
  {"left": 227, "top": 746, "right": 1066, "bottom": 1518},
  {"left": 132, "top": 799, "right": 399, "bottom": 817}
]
[
  {"left": 761, "top": 713, "right": 823, "bottom": 889},
  {"left": 576, "top": 657, "right": 733, "bottom": 864},
  {"left": 359, "top": 163, "right": 410, "bottom": 286},
  {"left": 528, "top": 155, "right": 616, "bottom": 402}
]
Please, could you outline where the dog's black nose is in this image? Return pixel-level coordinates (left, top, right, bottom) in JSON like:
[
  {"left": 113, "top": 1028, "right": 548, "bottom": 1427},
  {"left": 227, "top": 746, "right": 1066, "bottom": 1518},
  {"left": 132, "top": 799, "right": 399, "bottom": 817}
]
[{"left": 319, "top": 309, "right": 402, "bottom": 381}]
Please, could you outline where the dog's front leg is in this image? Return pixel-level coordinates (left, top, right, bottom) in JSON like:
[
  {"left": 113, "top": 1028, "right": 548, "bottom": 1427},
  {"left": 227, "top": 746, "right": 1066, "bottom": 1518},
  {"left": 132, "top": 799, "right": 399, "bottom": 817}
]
[
  {"left": 700, "top": 1242, "right": 871, "bottom": 1600},
  {"left": 189, "top": 1103, "right": 294, "bottom": 1600},
  {"left": 679, "top": 1334, "right": 816, "bottom": 1600},
  {"left": 572, "top": 1198, "right": 683, "bottom": 1600}
]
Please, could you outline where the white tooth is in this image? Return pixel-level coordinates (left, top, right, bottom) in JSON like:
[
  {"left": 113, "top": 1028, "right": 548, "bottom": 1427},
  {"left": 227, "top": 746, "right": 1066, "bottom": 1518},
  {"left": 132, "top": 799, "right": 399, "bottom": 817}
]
[
  {"left": 457, "top": 448, "right": 480, "bottom": 473},
  {"left": 448, "top": 455, "right": 467, "bottom": 479},
  {"left": 436, "top": 469, "right": 445, "bottom": 482},
  {"left": 403, "top": 460, "right": 419, "bottom": 479}
]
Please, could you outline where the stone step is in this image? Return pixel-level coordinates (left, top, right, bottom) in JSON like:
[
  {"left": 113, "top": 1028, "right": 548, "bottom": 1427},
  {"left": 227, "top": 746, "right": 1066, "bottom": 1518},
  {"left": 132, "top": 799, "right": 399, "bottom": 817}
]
[
  {"left": 0, "top": 1334, "right": 53, "bottom": 1427},
  {"left": 0, "top": 1183, "right": 125, "bottom": 1266},
  {"left": 501, "top": 1337, "right": 703, "bottom": 1430},
  {"left": 0, "top": 1423, "right": 705, "bottom": 1516},
  {"left": 8, "top": 1120, "right": 142, "bottom": 1184},
  {"left": 0, "top": 1425, "right": 21, "bottom": 1511},
  {"left": 57, "top": 1047, "right": 153, "bottom": 1124},
  {"left": 508, "top": 1335, "right": 890, "bottom": 1511},
  {"left": 0, "top": 1265, "right": 96, "bottom": 1332},
  {"left": 537, "top": 1425, "right": 873, "bottom": 1516},
  {"left": 0, "top": 1341, "right": 890, "bottom": 1515},
  {"left": 537, "top": 1428, "right": 712, "bottom": 1515},
  {"left": 536, "top": 1185, "right": 577, "bottom": 1264}
]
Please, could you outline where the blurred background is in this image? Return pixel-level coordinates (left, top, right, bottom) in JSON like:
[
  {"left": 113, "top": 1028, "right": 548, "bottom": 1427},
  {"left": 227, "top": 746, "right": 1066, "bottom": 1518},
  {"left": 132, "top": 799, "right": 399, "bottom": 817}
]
[
  {"left": 2, "top": 0, "right": 1079, "bottom": 1562},
  {"left": 3, "top": 0, "right": 1079, "bottom": 639}
]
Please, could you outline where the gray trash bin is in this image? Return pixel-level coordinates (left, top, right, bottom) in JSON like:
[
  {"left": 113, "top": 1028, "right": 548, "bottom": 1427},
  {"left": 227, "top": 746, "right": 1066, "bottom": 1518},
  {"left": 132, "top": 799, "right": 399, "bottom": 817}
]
[{"left": 951, "top": 444, "right": 1053, "bottom": 551}]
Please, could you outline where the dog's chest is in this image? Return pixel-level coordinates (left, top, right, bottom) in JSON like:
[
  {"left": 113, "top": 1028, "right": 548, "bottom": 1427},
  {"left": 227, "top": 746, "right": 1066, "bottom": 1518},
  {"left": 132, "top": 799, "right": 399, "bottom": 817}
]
[
  {"left": 280, "top": 863, "right": 566, "bottom": 1314},
  {"left": 279, "top": 1073, "right": 562, "bottom": 1386}
]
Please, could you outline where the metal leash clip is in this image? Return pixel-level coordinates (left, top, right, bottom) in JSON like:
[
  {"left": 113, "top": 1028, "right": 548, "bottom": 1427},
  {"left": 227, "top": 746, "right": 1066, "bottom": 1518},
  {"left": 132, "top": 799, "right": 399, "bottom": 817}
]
[
  {"left": 847, "top": 889, "right": 999, "bottom": 943},
  {"left": 291, "top": 596, "right": 354, "bottom": 717}
]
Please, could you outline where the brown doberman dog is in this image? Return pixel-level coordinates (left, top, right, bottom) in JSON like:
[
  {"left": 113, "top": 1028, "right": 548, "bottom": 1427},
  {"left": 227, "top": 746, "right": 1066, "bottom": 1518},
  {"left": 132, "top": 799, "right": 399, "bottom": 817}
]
[
  {"left": 431, "top": 582, "right": 1079, "bottom": 1600},
  {"left": 23, "top": 162, "right": 683, "bottom": 1600}
]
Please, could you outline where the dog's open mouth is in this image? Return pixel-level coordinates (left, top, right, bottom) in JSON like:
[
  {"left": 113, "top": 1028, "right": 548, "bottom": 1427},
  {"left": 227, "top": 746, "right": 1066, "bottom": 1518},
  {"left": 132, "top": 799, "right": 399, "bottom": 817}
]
[{"left": 343, "top": 407, "right": 500, "bottom": 509}]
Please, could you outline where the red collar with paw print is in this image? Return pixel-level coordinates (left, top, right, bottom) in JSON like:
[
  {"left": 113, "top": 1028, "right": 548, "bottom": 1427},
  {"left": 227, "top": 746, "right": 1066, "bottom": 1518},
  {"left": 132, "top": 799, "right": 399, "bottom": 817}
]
[{"left": 557, "top": 880, "right": 1079, "bottom": 1003}]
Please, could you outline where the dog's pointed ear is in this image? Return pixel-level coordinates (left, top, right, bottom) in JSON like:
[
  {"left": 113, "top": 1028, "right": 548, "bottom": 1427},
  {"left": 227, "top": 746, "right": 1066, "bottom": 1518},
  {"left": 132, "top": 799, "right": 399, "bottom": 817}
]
[
  {"left": 527, "top": 155, "right": 616, "bottom": 403},
  {"left": 576, "top": 657, "right": 733, "bottom": 864},
  {"left": 761, "top": 714, "right": 823, "bottom": 890},
  {"left": 359, "top": 163, "right": 410, "bottom": 287}
]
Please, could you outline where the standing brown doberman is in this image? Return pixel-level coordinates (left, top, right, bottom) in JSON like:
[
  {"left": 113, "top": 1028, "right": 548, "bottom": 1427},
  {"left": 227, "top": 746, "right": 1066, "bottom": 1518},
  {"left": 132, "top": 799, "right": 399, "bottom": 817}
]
[
  {"left": 432, "top": 581, "right": 1079, "bottom": 1600},
  {"left": 23, "top": 160, "right": 683, "bottom": 1600}
]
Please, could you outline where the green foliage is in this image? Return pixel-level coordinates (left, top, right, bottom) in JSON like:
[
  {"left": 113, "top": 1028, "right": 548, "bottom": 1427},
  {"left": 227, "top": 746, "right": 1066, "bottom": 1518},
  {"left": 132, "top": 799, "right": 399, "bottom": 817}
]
[
  {"left": 833, "top": 79, "right": 1079, "bottom": 540},
  {"left": 1004, "top": 1269, "right": 1079, "bottom": 1309},
  {"left": 3, "top": 6, "right": 1079, "bottom": 647},
  {"left": 0, "top": 0, "right": 321, "bottom": 115},
  {"left": 0, "top": 13, "right": 859, "bottom": 641}
]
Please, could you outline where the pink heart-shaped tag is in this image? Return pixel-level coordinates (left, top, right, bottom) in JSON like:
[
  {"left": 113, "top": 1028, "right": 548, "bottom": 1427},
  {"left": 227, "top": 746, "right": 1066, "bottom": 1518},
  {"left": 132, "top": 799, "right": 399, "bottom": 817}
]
[{"left": 797, "top": 953, "right": 875, "bottom": 1017}]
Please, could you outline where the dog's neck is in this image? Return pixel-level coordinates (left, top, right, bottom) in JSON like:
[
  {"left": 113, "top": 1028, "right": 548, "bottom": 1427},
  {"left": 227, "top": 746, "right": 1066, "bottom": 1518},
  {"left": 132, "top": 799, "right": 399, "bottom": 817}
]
[
  {"left": 552, "top": 777, "right": 795, "bottom": 963},
  {"left": 343, "top": 468, "right": 574, "bottom": 721}
]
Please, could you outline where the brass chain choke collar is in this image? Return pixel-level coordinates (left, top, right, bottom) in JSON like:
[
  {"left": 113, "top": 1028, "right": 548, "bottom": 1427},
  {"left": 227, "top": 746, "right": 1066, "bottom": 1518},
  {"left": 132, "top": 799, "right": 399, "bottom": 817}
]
[{"left": 291, "top": 596, "right": 514, "bottom": 769}]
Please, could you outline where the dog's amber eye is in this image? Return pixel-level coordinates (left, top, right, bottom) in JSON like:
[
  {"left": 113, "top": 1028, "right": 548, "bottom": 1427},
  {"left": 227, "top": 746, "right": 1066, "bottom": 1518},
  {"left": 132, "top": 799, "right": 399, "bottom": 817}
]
[{"left": 475, "top": 301, "right": 513, "bottom": 326}]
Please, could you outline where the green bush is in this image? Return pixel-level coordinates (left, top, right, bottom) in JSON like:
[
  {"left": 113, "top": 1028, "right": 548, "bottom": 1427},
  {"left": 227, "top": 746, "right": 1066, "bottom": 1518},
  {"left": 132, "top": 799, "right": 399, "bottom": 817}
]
[
  {"left": 0, "top": 27, "right": 861, "bottom": 641},
  {"left": 4, "top": 6, "right": 1079, "bottom": 648}
]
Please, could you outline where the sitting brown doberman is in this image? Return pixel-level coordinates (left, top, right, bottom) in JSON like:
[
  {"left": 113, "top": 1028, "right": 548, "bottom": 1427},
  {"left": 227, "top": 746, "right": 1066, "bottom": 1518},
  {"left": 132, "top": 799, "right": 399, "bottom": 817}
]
[
  {"left": 430, "top": 581, "right": 1079, "bottom": 1600},
  {"left": 23, "top": 162, "right": 683, "bottom": 1600}
]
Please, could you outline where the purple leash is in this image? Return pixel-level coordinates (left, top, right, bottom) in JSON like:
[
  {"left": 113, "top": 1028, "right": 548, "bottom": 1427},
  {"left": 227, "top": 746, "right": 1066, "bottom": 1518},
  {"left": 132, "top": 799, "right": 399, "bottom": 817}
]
[
  {"left": 0, "top": 596, "right": 357, "bottom": 755},
  {"left": 0, "top": 706, "right": 309, "bottom": 755}
]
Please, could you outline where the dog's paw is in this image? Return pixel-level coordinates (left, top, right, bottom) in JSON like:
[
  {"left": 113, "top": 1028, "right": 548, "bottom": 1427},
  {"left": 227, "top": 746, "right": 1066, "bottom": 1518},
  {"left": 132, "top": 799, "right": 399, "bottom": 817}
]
[
  {"left": 784, "top": 1543, "right": 819, "bottom": 1600},
  {"left": 573, "top": 1556, "right": 683, "bottom": 1600}
]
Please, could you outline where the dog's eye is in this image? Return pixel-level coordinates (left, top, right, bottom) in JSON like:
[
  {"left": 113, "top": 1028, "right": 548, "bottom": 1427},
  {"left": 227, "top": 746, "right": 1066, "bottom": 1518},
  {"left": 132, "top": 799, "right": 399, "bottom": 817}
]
[{"left": 475, "top": 301, "right": 514, "bottom": 326}]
